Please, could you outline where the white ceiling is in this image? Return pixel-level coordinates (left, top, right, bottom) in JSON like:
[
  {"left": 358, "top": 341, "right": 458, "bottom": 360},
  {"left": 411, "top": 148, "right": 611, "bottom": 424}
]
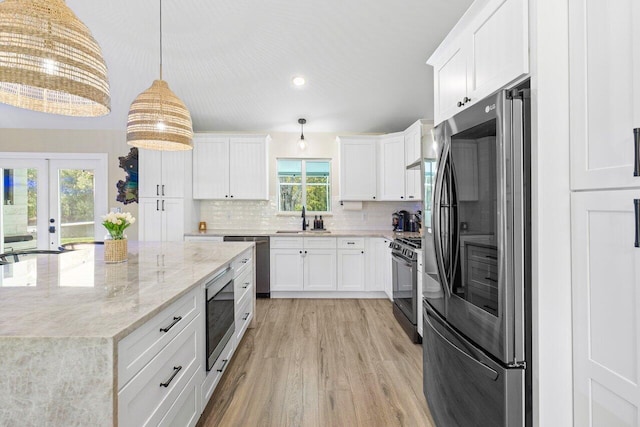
[{"left": 0, "top": 0, "right": 472, "bottom": 134}]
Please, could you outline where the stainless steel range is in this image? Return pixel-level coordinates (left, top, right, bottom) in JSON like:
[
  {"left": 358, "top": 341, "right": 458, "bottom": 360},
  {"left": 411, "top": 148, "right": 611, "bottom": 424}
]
[{"left": 391, "top": 236, "right": 422, "bottom": 343}]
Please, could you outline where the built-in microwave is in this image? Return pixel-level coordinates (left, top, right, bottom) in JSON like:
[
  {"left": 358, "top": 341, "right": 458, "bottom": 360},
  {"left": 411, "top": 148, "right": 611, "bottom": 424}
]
[{"left": 205, "top": 267, "right": 235, "bottom": 371}]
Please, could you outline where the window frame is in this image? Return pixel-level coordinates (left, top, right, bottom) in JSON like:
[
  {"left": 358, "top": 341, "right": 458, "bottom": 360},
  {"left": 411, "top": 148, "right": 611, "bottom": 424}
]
[{"left": 277, "top": 158, "right": 332, "bottom": 215}]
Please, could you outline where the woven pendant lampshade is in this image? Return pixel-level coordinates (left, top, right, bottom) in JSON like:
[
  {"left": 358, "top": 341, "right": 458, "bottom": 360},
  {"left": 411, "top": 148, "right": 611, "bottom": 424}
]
[
  {"left": 126, "top": 0, "right": 193, "bottom": 151},
  {"left": 0, "top": 0, "right": 111, "bottom": 116}
]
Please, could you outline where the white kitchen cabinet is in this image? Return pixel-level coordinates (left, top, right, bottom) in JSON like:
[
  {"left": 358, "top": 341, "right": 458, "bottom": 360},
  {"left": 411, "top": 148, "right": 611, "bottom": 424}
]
[
  {"left": 337, "top": 237, "right": 365, "bottom": 291},
  {"left": 270, "top": 248, "right": 305, "bottom": 291},
  {"left": 192, "top": 134, "right": 269, "bottom": 200},
  {"left": 428, "top": 0, "right": 528, "bottom": 124},
  {"left": 369, "top": 238, "right": 393, "bottom": 299},
  {"left": 379, "top": 134, "right": 407, "bottom": 201},
  {"left": 404, "top": 122, "right": 423, "bottom": 201},
  {"left": 139, "top": 149, "right": 188, "bottom": 199},
  {"left": 139, "top": 198, "right": 184, "bottom": 242},
  {"left": 338, "top": 137, "right": 378, "bottom": 201},
  {"left": 571, "top": 190, "right": 640, "bottom": 427},
  {"left": 569, "top": 0, "right": 640, "bottom": 191},
  {"left": 304, "top": 249, "right": 337, "bottom": 291}
]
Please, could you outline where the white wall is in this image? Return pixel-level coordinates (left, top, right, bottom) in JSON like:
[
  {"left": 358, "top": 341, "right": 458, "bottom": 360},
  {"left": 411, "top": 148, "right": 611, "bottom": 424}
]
[
  {"left": 0, "top": 128, "right": 138, "bottom": 239},
  {"left": 529, "top": 0, "right": 573, "bottom": 425},
  {"left": 198, "top": 131, "right": 422, "bottom": 231}
]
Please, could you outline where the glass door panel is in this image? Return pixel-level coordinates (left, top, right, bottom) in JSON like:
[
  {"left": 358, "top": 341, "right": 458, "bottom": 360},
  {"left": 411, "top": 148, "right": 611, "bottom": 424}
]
[
  {"left": 49, "top": 159, "right": 106, "bottom": 249},
  {"left": 0, "top": 159, "right": 48, "bottom": 253}
]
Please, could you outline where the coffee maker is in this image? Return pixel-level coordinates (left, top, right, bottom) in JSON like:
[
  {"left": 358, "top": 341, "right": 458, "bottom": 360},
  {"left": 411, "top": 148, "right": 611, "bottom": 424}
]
[{"left": 393, "top": 210, "right": 421, "bottom": 232}]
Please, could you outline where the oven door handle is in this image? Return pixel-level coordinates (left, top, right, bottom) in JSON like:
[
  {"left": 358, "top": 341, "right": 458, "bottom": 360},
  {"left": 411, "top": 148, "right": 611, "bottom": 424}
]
[{"left": 392, "top": 252, "right": 415, "bottom": 267}]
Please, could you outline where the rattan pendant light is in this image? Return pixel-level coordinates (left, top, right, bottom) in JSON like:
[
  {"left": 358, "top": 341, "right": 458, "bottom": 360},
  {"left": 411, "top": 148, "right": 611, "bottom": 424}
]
[
  {"left": 126, "top": 0, "right": 193, "bottom": 151},
  {"left": 0, "top": 0, "right": 111, "bottom": 116}
]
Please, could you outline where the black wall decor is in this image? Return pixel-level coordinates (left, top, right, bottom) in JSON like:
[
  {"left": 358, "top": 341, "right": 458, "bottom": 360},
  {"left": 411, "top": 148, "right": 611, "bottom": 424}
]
[{"left": 116, "top": 147, "right": 138, "bottom": 204}]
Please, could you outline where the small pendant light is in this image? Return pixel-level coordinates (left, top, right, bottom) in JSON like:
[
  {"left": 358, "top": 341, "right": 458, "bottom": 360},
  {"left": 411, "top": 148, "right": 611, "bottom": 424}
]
[
  {"left": 126, "top": 0, "right": 193, "bottom": 151},
  {"left": 0, "top": 0, "right": 111, "bottom": 116},
  {"left": 298, "top": 118, "right": 307, "bottom": 150}
]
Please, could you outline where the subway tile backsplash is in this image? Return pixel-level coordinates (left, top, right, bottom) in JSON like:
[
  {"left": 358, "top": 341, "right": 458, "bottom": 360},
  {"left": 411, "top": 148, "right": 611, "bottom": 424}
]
[{"left": 199, "top": 196, "right": 421, "bottom": 231}]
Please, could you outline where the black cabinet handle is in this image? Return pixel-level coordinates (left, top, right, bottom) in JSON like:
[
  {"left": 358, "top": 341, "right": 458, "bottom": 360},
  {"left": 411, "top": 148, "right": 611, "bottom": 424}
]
[
  {"left": 159, "top": 316, "right": 182, "bottom": 333},
  {"left": 634, "top": 128, "right": 640, "bottom": 177},
  {"left": 156, "top": 185, "right": 159, "bottom": 196},
  {"left": 162, "top": 200, "right": 165, "bottom": 211},
  {"left": 372, "top": 196, "right": 376, "bottom": 199},
  {"left": 457, "top": 101, "right": 464, "bottom": 107},
  {"left": 243, "top": 282, "right": 250, "bottom": 289},
  {"left": 162, "top": 184, "right": 165, "bottom": 196},
  {"left": 159, "top": 366, "right": 182, "bottom": 387},
  {"left": 635, "top": 199, "right": 640, "bottom": 248},
  {"left": 156, "top": 200, "right": 159, "bottom": 211},
  {"left": 242, "top": 312, "right": 250, "bottom": 320},
  {"left": 347, "top": 242, "right": 355, "bottom": 245},
  {"left": 216, "top": 359, "right": 229, "bottom": 372},
  {"left": 463, "top": 97, "right": 471, "bottom": 103}
]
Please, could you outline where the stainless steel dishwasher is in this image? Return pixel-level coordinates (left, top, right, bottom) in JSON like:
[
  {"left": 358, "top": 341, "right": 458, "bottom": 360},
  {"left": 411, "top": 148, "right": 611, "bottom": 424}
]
[{"left": 223, "top": 236, "right": 270, "bottom": 298}]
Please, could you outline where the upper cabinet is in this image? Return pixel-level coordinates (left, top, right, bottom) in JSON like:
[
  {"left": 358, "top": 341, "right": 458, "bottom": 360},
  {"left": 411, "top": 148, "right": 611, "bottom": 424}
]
[
  {"left": 569, "top": 0, "right": 640, "bottom": 190},
  {"left": 339, "top": 137, "right": 378, "bottom": 201},
  {"left": 428, "top": 0, "right": 529, "bottom": 124},
  {"left": 378, "top": 134, "right": 406, "bottom": 201},
  {"left": 139, "top": 150, "right": 189, "bottom": 199},
  {"left": 404, "top": 121, "right": 423, "bottom": 200},
  {"left": 192, "top": 134, "right": 270, "bottom": 200}
]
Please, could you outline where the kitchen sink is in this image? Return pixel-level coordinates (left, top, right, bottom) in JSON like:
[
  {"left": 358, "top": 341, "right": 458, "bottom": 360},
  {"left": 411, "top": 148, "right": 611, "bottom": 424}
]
[{"left": 276, "top": 230, "right": 301, "bottom": 234}]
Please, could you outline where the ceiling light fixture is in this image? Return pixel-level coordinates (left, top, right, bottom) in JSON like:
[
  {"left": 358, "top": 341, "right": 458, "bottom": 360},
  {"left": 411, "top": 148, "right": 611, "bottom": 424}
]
[
  {"left": 126, "top": 0, "right": 193, "bottom": 151},
  {"left": 292, "top": 76, "right": 305, "bottom": 86},
  {"left": 298, "top": 118, "right": 307, "bottom": 150},
  {"left": 0, "top": 0, "right": 111, "bottom": 116}
]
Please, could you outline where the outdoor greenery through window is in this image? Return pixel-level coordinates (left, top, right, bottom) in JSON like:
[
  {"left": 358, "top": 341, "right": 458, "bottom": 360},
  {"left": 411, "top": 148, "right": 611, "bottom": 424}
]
[{"left": 278, "top": 159, "right": 331, "bottom": 213}]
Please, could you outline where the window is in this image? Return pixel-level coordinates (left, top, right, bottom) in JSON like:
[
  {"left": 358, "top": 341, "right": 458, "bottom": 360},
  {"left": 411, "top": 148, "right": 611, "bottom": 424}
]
[{"left": 278, "top": 159, "right": 331, "bottom": 213}]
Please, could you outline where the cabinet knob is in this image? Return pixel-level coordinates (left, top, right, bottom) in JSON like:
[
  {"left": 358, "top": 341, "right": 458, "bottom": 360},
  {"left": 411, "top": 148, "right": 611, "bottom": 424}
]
[
  {"left": 401, "top": 196, "right": 404, "bottom": 199},
  {"left": 458, "top": 101, "right": 464, "bottom": 107},
  {"left": 361, "top": 251, "right": 364, "bottom": 254},
  {"left": 225, "top": 195, "right": 228, "bottom": 198},
  {"left": 230, "top": 195, "right": 234, "bottom": 198},
  {"left": 299, "top": 251, "right": 302, "bottom": 254},
  {"left": 464, "top": 97, "right": 471, "bottom": 103},
  {"left": 373, "top": 196, "right": 376, "bottom": 200}
]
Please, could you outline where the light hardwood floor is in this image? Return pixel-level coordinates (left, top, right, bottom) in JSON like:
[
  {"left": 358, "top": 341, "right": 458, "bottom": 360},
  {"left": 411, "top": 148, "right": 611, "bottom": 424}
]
[{"left": 199, "top": 298, "right": 435, "bottom": 427}]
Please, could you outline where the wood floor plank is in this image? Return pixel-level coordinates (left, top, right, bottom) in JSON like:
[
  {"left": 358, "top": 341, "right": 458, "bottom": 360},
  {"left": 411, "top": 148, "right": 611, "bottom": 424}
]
[{"left": 199, "top": 298, "right": 433, "bottom": 427}]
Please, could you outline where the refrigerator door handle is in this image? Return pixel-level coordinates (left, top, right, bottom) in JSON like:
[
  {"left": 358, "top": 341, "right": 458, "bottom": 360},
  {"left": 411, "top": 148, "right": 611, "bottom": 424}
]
[
  {"left": 424, "top": 307, "right": 499, "bottom": 381},
  {"left": 432, "top": 146, "right": 452, "bottom": 298}
]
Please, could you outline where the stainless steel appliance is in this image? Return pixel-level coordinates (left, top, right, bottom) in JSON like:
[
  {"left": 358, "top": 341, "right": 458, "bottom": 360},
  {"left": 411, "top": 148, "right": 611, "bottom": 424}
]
[
  {"left": 205, "top": 267, "right": 235, "bottom": 371},
  {"left": 223, "top": 236, "right": 270, "bottom": 297},
  {"left": 391, "top": 236, "right": 422, "bottom": 343},
  {"left": 423, "top": 83, "right": 531, "bottom": 426}
]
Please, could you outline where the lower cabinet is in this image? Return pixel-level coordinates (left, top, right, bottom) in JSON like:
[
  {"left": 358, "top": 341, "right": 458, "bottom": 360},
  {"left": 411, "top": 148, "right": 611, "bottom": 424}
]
[
  {"left": 305, "top": 249, "right": 338, "bottom": 290},
  {"left": 337, "top": 238, "right": 366, "bottom": 291},
  {"left": 270, "top": 248, "right": 305, "bottom": 291}
]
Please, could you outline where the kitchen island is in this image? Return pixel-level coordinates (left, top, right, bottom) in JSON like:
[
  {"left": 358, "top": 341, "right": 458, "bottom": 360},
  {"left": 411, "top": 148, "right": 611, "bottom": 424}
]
[{"left": 0, "top": 241, "right": 253, "bottom": 427}]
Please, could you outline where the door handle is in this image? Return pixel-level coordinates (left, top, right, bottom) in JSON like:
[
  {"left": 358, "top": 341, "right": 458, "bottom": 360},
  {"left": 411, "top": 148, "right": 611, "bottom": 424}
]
[
  {"left": 634, "top": 128, "right": 640, "bottom": 177},
  {"left": 156, "top": 184, "right": 159, "bottom": 196},
  {"left": 162, "top": 200, "right": 165, "bottom": 211},
  {"left": 156, "top": 200, "right": 159, "bottom": 211},
  {"left": 162, "top": 184, "right": 165, "bottom": 196},
  {"left": 635, "top": 199, "right": 640, "bottom": 248}
]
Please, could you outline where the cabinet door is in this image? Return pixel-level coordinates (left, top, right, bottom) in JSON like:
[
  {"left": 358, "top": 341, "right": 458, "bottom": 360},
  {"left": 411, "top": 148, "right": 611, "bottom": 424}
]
[
  {"left": 161, "top": 199, "right": 184, "bottom": 242},
  {"left": 270, "top": 249, "right": 304, "bottom": 291},
  {"left": 337, "top": 249, "right": 365, "bottom": 291},
  {"left": 192, "top": 136, "right": 229, "bottom": 199},
  {"left": 384, "top": 240, "right": 393, "bottom": 300},
  {"left": 569, "top": 0, "right": 640, "bottom": 190},
  {"left": 572, "top": 190, "right": 640, "bottom": 426},
  {"left": 138, "top": 198, "right": 162, "bottom": 241},
  {"left": 433, "top": 42, "right": 468, "bottom": 124},
  {"left": 229, "top": 137, "right": 268, "bottom": 200},
  {"left": 339, "top": 138, "right": 377, "bottom": 201},
  {"left": 304, "top": 249, "right": 337, "bottom": 291},
  {"left": 404, "top": 125, "right": 422, "bottom": 201},
  {"left": 138, "top": 150, "right": 163, "bottom": 198},
  {"left": 467, "top": 0, "right": 528, "bottom": 105},
  {"left": 379, "top": 135, "right": 406, "bottom": 201},
  {"left": 160, "top": 151, "right": 187, "bottom": 198}
]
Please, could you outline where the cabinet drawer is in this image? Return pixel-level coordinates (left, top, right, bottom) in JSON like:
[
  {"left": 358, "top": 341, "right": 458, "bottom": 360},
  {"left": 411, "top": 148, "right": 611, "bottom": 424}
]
[
  {"left": 158, "top": 368, "right": 201, "bottom": 427},
  {"left": 466, "top": 244, "right": 498, "bottom": 265},
  {"left": 467, "top": 260, "right": 498, "bottom": 287},
  {"left": 270, "top": 237, "right": 303, "bottom": 249},
  {"left": 202, "top": 332, "right": 235, "bottom": 404},
  {"left": 236, "top": 294, "right": 253, "bottom": 342},
  {"left": 231, "top": 249, "right": 253, "bottom": 277},
  {"left": 118, "top": 315, "right": 200, "bottom": 427},
  {"left": 118, "top": 287, "right": 199, "bottom": 387},
  {"left": 337, "top": 237, "right": 365, "bottom": 249},
  {"left": 303, "top": 237, "right": 337, "bottom": 249},
  {"left": 234, "top": 264, "right": 253, "bottom": 304}
]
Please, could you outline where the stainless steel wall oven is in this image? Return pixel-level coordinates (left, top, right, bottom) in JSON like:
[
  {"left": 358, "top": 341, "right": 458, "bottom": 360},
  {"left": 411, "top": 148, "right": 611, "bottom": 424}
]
[{"left": 205, "top": 267, "right": 235, "bottom": 371}]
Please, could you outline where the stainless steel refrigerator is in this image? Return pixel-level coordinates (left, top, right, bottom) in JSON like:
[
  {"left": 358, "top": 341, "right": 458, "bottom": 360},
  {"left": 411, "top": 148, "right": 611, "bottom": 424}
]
[{"left": 422, "top": 82, "right": 531, "bottom": 427}]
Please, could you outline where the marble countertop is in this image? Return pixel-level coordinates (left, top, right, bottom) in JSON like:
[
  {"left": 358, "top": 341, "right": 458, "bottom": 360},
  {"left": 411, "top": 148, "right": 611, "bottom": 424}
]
[
  {"left": 0, "top": 241, "right": 253, "bottom": 341},
  {"left": 185, "top": 228, "right": 422, "bottom": 240}
]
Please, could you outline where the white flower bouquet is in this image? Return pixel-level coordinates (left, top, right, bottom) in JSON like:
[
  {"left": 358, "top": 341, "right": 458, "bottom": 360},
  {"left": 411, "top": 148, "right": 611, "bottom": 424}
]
[{"left": 102, "top": 211, "right": 135, "bottom": 240}]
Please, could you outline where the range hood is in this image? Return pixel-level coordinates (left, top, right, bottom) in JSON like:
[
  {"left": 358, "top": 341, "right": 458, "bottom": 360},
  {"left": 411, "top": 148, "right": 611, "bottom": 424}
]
[{"left": 406, "top": 158, "right": 422, "bottom": 170}]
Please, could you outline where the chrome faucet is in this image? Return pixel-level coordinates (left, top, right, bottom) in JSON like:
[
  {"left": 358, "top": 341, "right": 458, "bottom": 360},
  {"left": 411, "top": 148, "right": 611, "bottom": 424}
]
[{"left": 301, "top": 206, "right": 308, "bottom": 231}]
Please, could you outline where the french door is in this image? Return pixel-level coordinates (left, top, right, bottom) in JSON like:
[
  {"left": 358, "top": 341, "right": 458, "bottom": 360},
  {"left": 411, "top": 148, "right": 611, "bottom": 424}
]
[{"left": 0, "top": 155, "right": 107, "bottom": 253}]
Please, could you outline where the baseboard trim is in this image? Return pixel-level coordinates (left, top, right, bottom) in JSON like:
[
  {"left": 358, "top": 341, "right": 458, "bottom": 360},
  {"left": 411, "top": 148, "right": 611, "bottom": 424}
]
[{"left": 270, "top": 291, "right": 390, "bottom": 299}]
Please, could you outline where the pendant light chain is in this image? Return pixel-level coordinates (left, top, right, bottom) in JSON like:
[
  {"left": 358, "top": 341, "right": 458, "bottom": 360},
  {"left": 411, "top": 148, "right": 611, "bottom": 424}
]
[{"left": 159, "top": 0, "right": 163, "bottom": 81}]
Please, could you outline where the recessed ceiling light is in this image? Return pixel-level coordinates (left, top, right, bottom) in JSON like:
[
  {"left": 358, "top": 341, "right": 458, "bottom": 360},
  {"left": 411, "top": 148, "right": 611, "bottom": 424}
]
[{"left": 292, "top": 76, "right": 306, "bottom": 86}]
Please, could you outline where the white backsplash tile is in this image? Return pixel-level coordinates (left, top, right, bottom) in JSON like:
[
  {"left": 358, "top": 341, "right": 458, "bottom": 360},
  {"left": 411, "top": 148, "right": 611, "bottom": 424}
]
[{"left": 199, "top": 195, "right": 421, "bottom": 231}]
